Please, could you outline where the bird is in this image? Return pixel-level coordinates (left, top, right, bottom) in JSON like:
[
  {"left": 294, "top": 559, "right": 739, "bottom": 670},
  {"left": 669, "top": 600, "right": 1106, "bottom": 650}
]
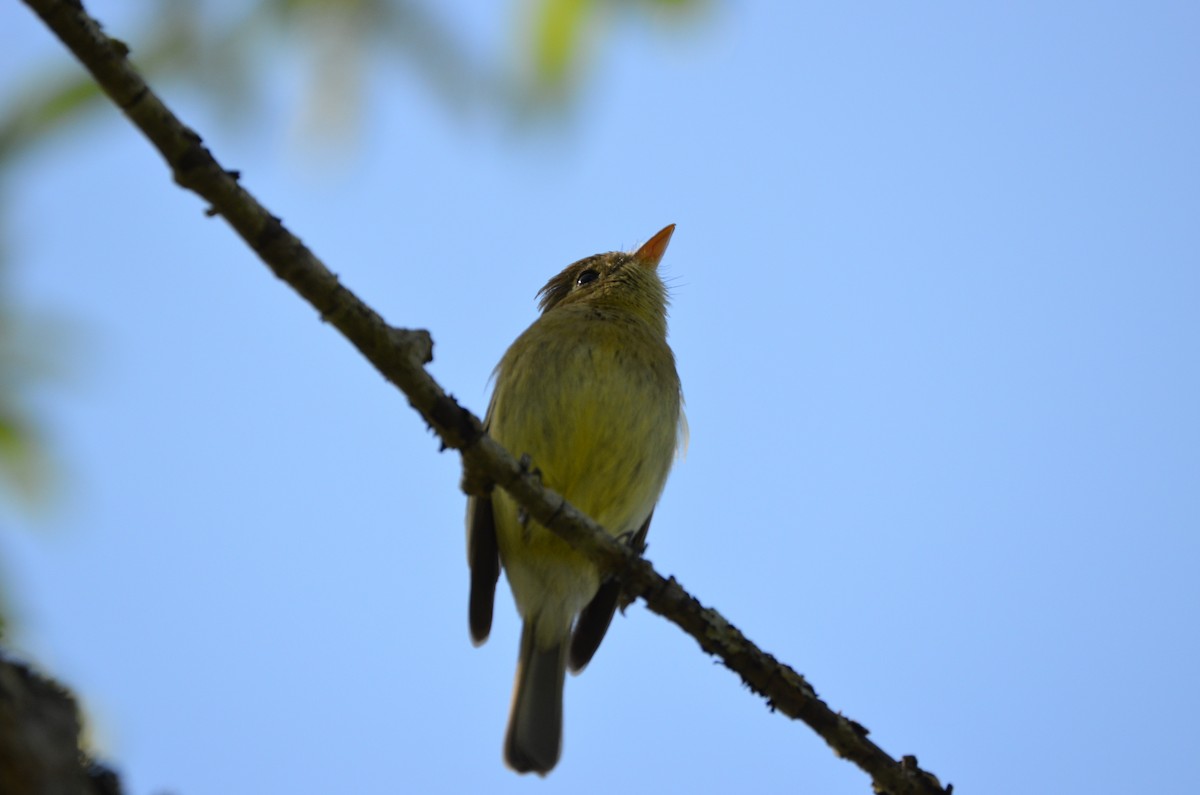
[{"left": 466, "top": 225, "right": 684, "bottom": 774}]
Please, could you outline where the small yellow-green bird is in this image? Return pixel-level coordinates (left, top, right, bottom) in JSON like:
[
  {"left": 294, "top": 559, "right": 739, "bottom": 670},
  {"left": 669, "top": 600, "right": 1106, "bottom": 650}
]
[{"left": 466, "top": 225, "right": 684, "bottom": 775}]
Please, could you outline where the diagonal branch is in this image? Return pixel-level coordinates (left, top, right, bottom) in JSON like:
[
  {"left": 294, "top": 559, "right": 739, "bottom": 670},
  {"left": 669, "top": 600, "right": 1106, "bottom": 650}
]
[{"left": 17, "top": 2, "right": 950, "bottom": 793}]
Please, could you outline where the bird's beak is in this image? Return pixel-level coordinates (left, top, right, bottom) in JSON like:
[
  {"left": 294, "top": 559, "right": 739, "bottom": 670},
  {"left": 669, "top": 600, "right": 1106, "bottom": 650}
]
[{"left": 633, "top": 224, "right": 675, "bottom": 270}]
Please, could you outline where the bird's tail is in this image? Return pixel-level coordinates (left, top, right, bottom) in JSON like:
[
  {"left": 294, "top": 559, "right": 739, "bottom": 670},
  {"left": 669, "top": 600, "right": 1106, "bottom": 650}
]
[{"left": 505, "top": 620, "right": 567, "bottom": 775}]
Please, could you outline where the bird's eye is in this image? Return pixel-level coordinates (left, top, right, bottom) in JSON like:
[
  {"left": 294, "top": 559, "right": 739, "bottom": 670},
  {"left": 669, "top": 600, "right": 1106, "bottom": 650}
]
[{"left": 576, "top": 269, "right": 599, "bottom": 287}]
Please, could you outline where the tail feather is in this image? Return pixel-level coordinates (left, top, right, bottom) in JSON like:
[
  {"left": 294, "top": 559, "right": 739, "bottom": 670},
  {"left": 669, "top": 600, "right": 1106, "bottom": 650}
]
[
  {"left": 505, "top": 622, "right": 566, "bottom": 775},
  {"left": 569, "top": 578, "right": 620, "bottom": 672}
]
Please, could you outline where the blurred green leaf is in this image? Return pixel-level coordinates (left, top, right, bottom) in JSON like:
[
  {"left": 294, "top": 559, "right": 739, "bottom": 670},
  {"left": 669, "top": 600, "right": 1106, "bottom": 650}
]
[
  {"left": 0, "top": 412, "right": 49, "bottom": 503},
  {"left": 0, "top": 301, "right": 60, "bottom": 508},
  {"left": 534, "top": 0, "right": 591, "bottom": 85}
]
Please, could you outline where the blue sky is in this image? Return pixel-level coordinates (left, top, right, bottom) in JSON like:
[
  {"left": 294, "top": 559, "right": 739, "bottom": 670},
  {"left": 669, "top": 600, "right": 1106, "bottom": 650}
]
[{"left": 1, "top": 1, "right": 1198, "bottom": 793}]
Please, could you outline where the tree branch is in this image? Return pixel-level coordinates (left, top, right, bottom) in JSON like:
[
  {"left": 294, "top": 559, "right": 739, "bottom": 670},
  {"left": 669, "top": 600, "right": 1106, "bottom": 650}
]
[
  {"left": 17, "top": 1, "right": 950, "bottom": 793},
  {"left": 0, "top": 652, "right": 122, "bottom": 795}
]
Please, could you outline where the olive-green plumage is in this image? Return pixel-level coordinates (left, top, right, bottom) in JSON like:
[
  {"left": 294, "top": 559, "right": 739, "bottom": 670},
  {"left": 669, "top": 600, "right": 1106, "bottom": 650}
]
[{"left": 466, "top": 225, "right": 683, "bottom": 775}]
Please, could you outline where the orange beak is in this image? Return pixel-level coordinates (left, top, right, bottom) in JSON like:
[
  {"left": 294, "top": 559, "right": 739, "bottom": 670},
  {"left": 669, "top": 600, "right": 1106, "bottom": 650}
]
[{"left": 634, "top": 224, "right": 675, "bottom": 269}]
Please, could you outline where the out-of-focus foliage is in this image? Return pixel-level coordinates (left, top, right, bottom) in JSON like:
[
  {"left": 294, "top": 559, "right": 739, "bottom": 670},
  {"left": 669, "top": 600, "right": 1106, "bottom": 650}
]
[
  {"left": 0, "top": 258, "right": 67, "bottom": 636},
  {"left": 0, "top": 222, "right": 64, "bottom": 512},
  {"left": 527, "top": 0, "right": 701, "bottom": 95},
  {"left": 0, "top": 0, "right": 708, "bottom": 164},
  {"left": 0, "top": 349, "right": 53, "bottom": 505}
]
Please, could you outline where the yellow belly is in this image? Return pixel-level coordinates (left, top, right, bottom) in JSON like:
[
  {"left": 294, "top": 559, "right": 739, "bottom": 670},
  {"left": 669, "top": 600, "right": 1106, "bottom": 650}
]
[{"left": 487, "top": 309, "right": 680, "bottom": 639}]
